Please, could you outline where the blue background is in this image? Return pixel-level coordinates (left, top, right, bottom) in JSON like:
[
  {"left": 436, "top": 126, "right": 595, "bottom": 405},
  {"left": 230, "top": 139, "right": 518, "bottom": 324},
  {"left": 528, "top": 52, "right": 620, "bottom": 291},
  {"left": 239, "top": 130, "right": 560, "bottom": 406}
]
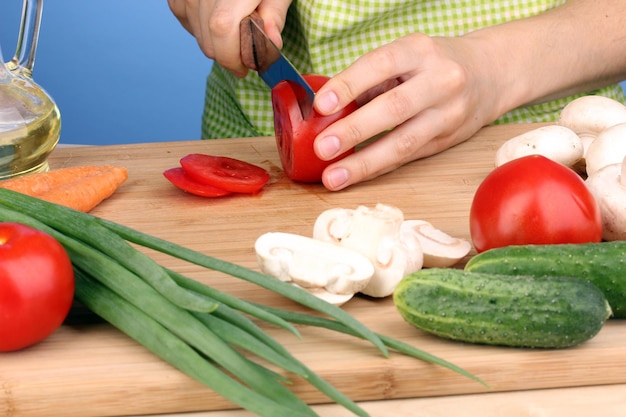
[
  {"left": 0, "top": 1, "right": 212, "bottom": 145},
  {"left": 1, "top": 2, "right": 625, "bottom": 145}
]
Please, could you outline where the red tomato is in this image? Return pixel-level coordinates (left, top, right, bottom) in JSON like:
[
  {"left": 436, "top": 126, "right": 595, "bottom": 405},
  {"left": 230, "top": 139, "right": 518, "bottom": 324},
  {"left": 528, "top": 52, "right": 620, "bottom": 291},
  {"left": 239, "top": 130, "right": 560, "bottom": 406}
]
[
  {"left": 0, "top": 222, "right": 74, "bottom": 351},
  {"left": 180, "top": 154, "right": 270, "bottom": 194},
  {"left": 163, "top": 167, "right": 232, "bottom": 197},
  {"left": 469, "top": 155, "right": 602, "bottom": 253},
  {"left": 272, "top": 74, "right": 358, "bottom": 183}
]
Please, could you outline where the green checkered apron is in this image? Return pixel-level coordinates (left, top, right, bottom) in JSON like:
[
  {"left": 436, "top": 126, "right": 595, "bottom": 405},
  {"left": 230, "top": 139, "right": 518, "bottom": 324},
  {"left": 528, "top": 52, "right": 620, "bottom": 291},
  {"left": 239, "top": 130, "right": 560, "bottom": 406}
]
[{"left": 201, "top": 0, "right": 625, "bottom": 139}]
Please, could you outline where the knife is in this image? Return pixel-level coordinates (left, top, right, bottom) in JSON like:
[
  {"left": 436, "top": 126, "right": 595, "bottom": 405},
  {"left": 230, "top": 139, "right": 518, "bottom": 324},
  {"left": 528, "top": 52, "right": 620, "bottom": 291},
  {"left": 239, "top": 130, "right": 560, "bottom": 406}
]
[{"left": 240, "top": 12, "right": 315, "bottom": 117}]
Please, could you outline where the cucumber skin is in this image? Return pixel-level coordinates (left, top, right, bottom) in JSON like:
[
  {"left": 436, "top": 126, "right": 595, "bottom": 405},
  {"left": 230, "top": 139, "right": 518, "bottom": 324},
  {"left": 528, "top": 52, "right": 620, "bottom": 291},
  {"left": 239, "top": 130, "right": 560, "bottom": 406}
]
[
  {"left": 393, "top": 269, "right": 611, "bottom": 349},
  {"left": 465, "top": 241, "right": 626, "bottom": 318}
]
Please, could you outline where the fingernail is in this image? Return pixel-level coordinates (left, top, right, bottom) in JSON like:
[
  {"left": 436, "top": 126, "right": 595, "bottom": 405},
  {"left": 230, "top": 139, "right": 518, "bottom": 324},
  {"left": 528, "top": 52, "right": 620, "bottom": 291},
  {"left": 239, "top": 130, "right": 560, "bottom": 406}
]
[
  {"left": 317, "top": 135, "right": 341, "bottom": 159},
  {"left": 316, "top": 91, "right": 339, "bottom": 114},
  {"left": 325, "top": 167, "right": 350, "bottom": 190}
]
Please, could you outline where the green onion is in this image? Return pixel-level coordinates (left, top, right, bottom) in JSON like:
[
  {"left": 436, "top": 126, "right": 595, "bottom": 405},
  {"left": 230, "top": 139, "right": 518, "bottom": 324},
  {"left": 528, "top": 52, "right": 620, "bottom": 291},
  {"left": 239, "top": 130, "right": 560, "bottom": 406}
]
[
  {"left": 251, "top": 303, "right": 489, "bottom": 387},
  {"left": 0, "top": 188, "right": 483, "bottom": 416},
  {"left": 97, "top": 215, "right": 389, "bottom": 357},
  {"left": 73, "top": 269, "right": 313, "bottom": 417},
  {"left": 0, "top": 190, "right": 217, "bottom": 313},
  {"left": 168, "top": 268, "right": 300, "bottom": 337},
  {"left": 0, "top": 203, "right": 318, "bottom": 415}
]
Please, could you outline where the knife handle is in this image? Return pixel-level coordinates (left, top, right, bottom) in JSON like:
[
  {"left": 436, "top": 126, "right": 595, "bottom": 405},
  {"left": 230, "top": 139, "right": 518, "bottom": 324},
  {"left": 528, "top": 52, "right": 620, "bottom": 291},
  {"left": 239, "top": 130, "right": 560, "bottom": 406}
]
[{"left": 240, "top": 11, "right": 269, "bottom": 71}]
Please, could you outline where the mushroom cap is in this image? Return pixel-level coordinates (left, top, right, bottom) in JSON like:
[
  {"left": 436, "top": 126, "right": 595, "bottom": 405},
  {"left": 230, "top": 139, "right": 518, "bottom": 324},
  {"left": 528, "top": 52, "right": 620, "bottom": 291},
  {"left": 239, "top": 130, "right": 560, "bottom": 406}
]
[
  {"left": 494, "top": 125, "right": 583, "bottom": 168},
  {"left": 585, "top": 122, "right": 626, "bottom": 176},
  {"left": 585, "top": 160, "right": 626, "bottom": 241},
  {"left": 400, "top": 220, "right": 472, "bottom": 268},
  {"left": 558, "top": 95, "right": 626, "bottom": 138}
]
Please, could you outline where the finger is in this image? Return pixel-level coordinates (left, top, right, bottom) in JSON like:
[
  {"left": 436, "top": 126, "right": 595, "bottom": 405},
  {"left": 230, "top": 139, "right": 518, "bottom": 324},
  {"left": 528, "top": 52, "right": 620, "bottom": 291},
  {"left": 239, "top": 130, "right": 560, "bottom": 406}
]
[
  {"left": 314, "top": 35, "right": 425, "bottom": 116},
  {"left": 167, "top": 0, "right": 193, "bottom": 33},
  {"left": 256, "top": 0, "right": 293, "bottom": 48},
  {"left": 320, "top": 110, "right": 440, "bottom": 191},
  {"left": 203, "top": 2, "right": 260, "bottom": 75},
  {"left": 321, "top": 102, "right": 483, "bottom": 192},
  {"left": 314, "top": 74, "right": 442, "bottom": 162}
]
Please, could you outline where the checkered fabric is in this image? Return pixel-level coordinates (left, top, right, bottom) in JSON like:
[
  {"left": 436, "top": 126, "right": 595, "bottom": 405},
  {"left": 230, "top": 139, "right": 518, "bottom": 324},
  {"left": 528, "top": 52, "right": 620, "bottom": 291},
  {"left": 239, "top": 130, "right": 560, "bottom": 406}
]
[{"left": 201, "top": 0, "right": 625, "bottom": 139}]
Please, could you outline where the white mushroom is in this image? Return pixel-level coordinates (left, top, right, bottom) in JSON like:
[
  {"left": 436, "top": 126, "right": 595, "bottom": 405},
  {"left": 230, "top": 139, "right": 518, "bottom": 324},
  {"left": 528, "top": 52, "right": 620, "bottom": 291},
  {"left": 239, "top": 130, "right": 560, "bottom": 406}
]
[
  {"left": 293, "top": 284, "right": 355, "bottom": 306},
  {"left": 494, "top": 125, "right": 583, "bottom": 168},
  {"left": 312, "top": 207, "right": 355, "bottom": 244},
  {"left": 585, "top": 156, "right": 626, "bottom": 241},
  {"left": 585, "top": 123, "right": 626, "bottom": 176},
  {"left": 254, "top": 232, "right": 374, "bottom": 305},
  {"left": 558, "top": 95, "right": 626, "bottom": 157},
  {"left": 400, "top": 220, "right": 472, "bottom": 268},
  {"left": 313, "top": 204, "right": 423, "bottom": 298}
]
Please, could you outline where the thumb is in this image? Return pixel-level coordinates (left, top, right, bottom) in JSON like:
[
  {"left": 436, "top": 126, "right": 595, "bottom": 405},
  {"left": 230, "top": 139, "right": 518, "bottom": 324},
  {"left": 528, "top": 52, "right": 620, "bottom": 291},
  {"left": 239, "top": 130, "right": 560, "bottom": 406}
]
[{"left": 256, "top": 0, "right": 292, "bottom": 49}]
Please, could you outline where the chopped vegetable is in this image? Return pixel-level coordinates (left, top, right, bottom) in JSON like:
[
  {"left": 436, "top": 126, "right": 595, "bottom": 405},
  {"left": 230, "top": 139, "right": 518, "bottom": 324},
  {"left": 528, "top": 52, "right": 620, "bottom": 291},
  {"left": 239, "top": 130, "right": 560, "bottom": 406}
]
[
  {"left": 0, "top": 187, "right": 482, "bottom": 416},
  {"left": 400, "top": 220, "right": 471, "bottom": 268},
  {"left": 163, "top": 167, "right": 232, "bottom": 197},
  {"left": 180, "top": 154, "right": 270, "bottom": 194},
  {"left": 164, "top": 154, "right": 270, "bottom": 197},
  {"left": 0, "top": 165, "right": 128, "bottom": 212},
  {"left": 272, "top": 74, "right": 357, "bottom": 183},
  {"left": 313, "top": 204, "right": 424, "bottom": 298},
  {"left": 255, "top": 232, "right": 375, "bottom": 306}
]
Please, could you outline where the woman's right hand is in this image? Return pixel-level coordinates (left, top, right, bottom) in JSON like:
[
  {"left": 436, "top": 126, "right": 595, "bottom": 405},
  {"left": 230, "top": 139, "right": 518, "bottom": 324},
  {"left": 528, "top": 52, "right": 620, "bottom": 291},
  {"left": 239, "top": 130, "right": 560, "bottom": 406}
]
[{"left": 167, "top": 0, "right": 292, "bottom": 77}]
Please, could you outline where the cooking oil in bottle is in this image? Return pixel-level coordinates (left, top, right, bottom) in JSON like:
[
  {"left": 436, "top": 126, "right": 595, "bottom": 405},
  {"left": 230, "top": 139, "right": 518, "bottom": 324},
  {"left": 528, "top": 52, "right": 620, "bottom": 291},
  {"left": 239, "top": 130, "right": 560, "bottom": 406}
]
[{"left": 0, "top": 76, "right": 61, "bottom": 180}]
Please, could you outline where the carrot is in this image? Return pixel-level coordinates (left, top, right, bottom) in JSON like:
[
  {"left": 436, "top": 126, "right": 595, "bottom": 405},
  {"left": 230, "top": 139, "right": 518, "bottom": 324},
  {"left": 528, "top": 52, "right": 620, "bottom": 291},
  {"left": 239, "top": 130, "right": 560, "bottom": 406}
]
[
  {"left": 0, "top": 165, "right": 112, "bottom": 195},
  {"left": 0, "top": 165, "right": 128, "bottom": 212}
]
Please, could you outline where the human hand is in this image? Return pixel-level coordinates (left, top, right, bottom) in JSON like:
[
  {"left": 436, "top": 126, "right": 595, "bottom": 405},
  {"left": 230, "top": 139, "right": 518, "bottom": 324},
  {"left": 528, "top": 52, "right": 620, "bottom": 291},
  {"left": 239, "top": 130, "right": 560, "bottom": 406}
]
[
  {"left": 167, "top": 0, "right": 292, "bottom": 76},
  {"left": 312, "top": 33, "right": 505, "bottom": 191}
]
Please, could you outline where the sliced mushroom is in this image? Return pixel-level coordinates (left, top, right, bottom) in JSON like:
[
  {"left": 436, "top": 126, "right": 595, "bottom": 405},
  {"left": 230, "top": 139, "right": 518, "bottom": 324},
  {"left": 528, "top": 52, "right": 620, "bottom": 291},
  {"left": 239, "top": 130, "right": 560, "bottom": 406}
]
[
  {"left": 400, "top": 220, "right": 472, "bottom": 267},
  {"left": 312, "top": 207, "right": 355, "bottom": 244},
  {"left": 558, "top": 95, "right": 626, "bottom": 158},
  {"left": 585, "top": 156, "right": 626, "bottom": 241},
  {"left": 494, "top": 125, "right": 583, "bottom": 168},
  {"left": 255, "top": 232, "right": 374, "bottom": 304},
  {"left": 314, "top": 204, "right": 423, "bottom": 298},
  {"left": 294, "top": 284, "right": 355, "bottom": 306},
  {"left": 585, "top": 123, "right": 626, "bottom": 176}
]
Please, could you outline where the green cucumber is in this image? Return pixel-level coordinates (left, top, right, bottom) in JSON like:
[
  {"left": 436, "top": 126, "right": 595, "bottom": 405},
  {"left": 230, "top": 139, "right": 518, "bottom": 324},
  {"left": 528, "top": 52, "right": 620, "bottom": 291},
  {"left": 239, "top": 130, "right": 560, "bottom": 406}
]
[
  {"left": 465, "top": 241, "right": 626, "bottom": 318},
  {"left": 393, "top": 268, "right": 611, "bottom": 349}
]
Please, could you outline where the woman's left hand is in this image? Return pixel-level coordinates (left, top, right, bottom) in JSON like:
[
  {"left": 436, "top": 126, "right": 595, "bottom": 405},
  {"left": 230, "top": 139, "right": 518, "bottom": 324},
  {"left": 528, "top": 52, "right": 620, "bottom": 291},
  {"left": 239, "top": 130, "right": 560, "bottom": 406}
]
[{"left": 312, "top": 33, "right": 504, "bottom": 191}]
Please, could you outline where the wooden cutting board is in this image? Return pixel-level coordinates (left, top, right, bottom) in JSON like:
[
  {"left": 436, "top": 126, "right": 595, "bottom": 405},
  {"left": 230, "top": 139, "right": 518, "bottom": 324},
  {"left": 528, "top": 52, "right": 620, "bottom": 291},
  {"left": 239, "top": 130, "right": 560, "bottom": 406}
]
[{"left": 2, "top": 123, "right": 625, "bottom": 417}]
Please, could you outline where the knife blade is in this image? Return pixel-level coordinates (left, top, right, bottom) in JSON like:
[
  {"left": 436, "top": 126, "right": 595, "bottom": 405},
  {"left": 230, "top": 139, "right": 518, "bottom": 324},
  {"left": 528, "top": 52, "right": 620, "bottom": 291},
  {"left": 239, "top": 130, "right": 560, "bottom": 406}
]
[{"left": 240, "top": 12, "right": 315, "bottom": 117}]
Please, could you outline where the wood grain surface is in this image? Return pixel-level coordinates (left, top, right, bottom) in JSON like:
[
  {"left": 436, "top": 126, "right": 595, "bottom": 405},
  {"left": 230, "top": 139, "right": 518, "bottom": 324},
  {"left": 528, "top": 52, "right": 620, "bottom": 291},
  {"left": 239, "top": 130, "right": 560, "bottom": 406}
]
[{"left": 1, "top": 123, "right": 624, "bottom": 417}]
